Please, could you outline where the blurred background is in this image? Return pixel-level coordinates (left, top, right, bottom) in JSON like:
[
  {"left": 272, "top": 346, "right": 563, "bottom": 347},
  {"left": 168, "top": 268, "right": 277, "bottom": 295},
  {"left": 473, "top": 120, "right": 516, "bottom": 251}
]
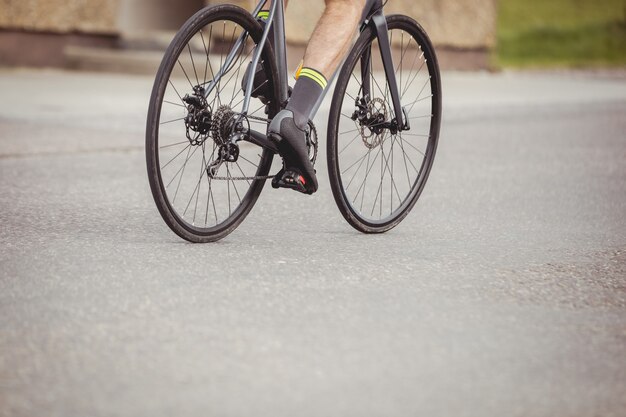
[
  {"left": 1, "top": 0, "right": 623, "bottom": 72},
  {"left": 1, "top": 2, "right": 625, "bottom": 417}
]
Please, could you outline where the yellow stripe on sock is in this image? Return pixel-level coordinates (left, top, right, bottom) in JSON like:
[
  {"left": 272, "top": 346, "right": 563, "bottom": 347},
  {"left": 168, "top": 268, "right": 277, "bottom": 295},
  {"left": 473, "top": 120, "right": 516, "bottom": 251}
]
[
  {"left": 299, "top": 71, "right": 327, "bottom": 89},
  {"left": 257, "top": 10, "right": 269, "bottom": 19},
  {"left": 298, "top": 68, "right": 327, "bottom": 89}
]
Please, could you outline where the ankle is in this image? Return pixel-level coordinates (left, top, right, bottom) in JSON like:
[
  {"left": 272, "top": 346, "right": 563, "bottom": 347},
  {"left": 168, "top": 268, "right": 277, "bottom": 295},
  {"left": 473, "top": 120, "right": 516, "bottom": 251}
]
[{"left": 286, "top": 66, "right": 326, "bottom": 129}]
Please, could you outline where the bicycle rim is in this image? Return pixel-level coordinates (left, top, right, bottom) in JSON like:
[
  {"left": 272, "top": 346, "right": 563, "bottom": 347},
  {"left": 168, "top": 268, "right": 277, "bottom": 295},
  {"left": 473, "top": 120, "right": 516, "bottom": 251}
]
[
  {"left": 146, "top": 6, "right": 279, "bottom": 242},
  {"left": 328, "top": 15, "right": 441, "bottom": 233}
]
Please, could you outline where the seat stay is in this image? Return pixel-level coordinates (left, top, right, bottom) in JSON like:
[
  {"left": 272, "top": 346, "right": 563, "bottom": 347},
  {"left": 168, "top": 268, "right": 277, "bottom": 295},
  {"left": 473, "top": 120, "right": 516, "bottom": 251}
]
[{"left": 202, "top": 31, "right": 248, "bottom": 98}]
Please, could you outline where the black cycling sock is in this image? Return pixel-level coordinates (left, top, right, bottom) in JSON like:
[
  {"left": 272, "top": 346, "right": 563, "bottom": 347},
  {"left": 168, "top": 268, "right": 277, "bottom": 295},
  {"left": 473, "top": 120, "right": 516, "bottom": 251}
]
[
  {"left": 257, "top": 10, "right": 274, "bottom": 47},
  {"left": 286, "top": 67, "right": 327, "bottom": 129},
  {"left": 241, "top": 10, "right": 273, "bottom": 101}
]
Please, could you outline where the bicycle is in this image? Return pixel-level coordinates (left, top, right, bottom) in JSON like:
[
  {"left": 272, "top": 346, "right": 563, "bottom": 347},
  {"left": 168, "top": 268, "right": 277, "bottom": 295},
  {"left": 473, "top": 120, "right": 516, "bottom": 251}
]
[{"left": 146, "top": 0, "right": 442, "bottom": 243}]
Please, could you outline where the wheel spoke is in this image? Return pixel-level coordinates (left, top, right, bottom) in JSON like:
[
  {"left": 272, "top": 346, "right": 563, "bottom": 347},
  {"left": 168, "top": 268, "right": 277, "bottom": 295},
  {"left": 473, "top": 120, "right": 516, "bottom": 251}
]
[
  {"left": 167, "top": 79, "right": 185, "bottom": 104},
  {"left": 177, "top": 59, "right": 196, "bottom": 91},
  {"left": 188, "top": 44, "right": 200, "bottom": 86},
  {"left": 160, "top": 140, "right": 189, "bottom": 149},
  {"left": 401, "top": 54, "right": 426, "bottom": 99},
  {"left": 172, "top": 145, "right": 194, "bottom": 204},
  {"left": 338, "top": 131, "right": 362, "bottom": 155},
  {"left": 161, "top": 143, "right": 192, "bottom": 170},
  {"left": 160, "top": 116, "right": 186, "bottom": 125},
  {"left": 346, "top": 146, "right": 374, "bottom": 191}
]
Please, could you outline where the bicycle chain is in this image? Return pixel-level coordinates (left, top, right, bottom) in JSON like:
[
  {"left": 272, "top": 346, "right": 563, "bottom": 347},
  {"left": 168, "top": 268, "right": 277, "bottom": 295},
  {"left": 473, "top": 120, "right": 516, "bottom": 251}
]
[{"left": 211, "top": 115, "right": 318, "bottom": 181}]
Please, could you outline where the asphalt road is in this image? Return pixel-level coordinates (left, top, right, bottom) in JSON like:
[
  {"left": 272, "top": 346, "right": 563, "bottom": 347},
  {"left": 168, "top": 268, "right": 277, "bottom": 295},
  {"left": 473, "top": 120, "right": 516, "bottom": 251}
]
[{"left": 1, "top": 68, "right": 625, "bottom": 417}]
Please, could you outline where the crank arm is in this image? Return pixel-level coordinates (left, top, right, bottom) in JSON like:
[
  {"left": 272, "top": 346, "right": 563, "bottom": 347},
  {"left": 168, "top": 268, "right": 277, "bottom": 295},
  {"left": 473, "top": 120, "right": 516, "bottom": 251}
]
[{"left": 246, "top": 130, "right": 279, "bottom": 154}]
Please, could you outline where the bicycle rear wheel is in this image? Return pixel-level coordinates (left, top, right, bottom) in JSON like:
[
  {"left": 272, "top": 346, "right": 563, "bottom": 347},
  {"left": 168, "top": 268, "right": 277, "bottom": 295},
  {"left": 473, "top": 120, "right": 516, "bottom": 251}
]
[
  {"left": 327, "top": 14, "right": 441, "bottom": 233},
  {"left": 146, "top": 5, "right": 279, "bottom": 242}
]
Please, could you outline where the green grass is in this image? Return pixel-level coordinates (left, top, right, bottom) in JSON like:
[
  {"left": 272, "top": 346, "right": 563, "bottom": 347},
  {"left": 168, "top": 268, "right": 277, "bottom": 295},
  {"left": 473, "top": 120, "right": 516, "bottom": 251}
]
[{"left": 496, "top": 0, "right": 626, "bottom": 68}]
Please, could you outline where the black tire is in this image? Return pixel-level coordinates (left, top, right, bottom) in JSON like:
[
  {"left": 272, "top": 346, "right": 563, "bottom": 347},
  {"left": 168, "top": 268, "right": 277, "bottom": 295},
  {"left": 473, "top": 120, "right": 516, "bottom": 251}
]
[
  {"left": 146, "top": 5, "right": 279, "bottom": 243},
  {"left": 327, "top": 14, "right": 441, "bottom": 233}
]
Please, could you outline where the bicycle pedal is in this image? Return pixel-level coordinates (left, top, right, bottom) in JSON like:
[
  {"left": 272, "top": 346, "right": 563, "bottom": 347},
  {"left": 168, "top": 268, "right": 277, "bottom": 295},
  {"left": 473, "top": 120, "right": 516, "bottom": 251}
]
[{"left": 271, "top": 169, "right": 309, "bottom": 194}]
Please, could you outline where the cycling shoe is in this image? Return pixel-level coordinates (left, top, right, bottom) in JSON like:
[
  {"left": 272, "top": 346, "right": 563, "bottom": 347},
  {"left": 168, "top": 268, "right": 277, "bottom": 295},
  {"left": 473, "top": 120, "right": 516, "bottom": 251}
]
[{"left": 268, "top": 110, "right": 318, "bottom": 195}]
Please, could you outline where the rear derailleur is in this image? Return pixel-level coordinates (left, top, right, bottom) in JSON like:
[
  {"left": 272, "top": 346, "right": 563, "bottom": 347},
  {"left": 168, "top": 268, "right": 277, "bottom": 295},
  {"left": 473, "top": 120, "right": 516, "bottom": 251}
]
[
  {"left": 206, "top": 105, "right": 250, "bottom": 178},
  {"left": 181, "top": 86, "right": 250, "bottom": 179}
]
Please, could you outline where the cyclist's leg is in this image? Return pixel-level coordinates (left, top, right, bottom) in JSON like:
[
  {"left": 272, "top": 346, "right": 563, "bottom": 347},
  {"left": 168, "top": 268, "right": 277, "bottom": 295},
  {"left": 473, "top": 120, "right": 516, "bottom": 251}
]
[
  {"left": 303, "top": 0, "right": 364, "bottom": 77},
  {"left": 289, "top": 0, "right": 364, "bottom": 127},
  {"left": 269, "top": 0, "right": 364, "bottom": 194}
]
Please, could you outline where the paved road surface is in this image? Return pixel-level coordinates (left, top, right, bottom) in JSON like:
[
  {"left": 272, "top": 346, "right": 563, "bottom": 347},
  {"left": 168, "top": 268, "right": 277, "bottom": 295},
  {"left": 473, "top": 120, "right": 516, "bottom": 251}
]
[{"left": 1, "top": 68, "right": 625, "bottom": 417}]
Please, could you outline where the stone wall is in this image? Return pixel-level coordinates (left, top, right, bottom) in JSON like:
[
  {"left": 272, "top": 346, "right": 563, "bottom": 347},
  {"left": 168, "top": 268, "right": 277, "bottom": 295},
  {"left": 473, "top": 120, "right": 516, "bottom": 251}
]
[
  {"left": 0, "top": 0, "right": 496, "bottom": 70},
  {"left": 0, "top": 0, "right": 119, "bottom": 34},
  {"left": 207, "top": 0, "right": 497, "bottom": 50},
  {"left": 118, "top": 0, "right": 205, "bottom": 34},
  {"left": 385, "top": 0, "right": 497, "bottom": 49},
  {"left": 1, "top": 0, "right": 496, "bottom": 49}
]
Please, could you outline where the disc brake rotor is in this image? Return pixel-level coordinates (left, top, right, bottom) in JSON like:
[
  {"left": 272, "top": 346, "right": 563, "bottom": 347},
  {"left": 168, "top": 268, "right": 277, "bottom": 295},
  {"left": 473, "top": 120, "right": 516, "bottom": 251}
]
[{"left": 360, "top": 97, "right": 387, "bottom": 149}]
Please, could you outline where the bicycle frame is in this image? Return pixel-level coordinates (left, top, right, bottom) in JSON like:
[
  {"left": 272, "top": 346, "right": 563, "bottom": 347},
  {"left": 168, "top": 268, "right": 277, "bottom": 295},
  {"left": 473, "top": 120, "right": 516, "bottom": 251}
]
[
  {"left": 201, "top": 0, "right": 288, "bottom": 110},
  {"left": 203, "top": 0, "right": 407, "bottom": 151}
]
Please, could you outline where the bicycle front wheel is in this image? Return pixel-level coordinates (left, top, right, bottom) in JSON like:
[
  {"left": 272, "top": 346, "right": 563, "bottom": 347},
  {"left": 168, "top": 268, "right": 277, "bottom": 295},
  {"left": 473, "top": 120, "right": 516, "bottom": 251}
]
[
  {"left": 327, "top": 14, "right": 441, "bottom": 233},
  {"left": 146, "top": 5, "right": 279, "bottom": 243}
]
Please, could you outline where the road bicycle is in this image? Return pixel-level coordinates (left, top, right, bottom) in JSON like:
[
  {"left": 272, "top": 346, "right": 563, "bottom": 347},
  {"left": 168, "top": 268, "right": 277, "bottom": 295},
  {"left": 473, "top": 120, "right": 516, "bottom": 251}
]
[{"left": 146, "top": 0, "right": 441, "bottom": 242}]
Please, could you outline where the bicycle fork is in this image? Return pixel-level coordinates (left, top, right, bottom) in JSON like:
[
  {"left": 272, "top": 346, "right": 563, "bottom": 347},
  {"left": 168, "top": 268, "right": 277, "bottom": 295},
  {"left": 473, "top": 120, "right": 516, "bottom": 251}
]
[{"left": 360, "top": 10, "right": 410, "bottom": 133}]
